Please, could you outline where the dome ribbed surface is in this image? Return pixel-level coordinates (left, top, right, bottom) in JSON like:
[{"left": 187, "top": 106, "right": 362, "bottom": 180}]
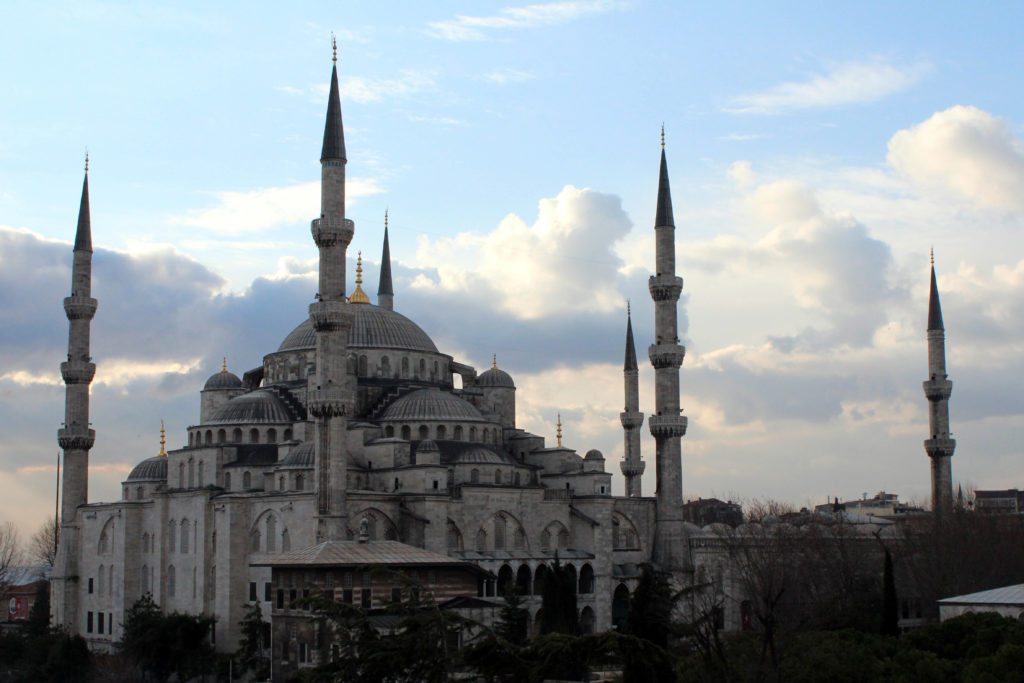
[
  {"left": 417, "top": 439, "right": 440, "bottom": 452},
  {"left": 209, "top": 390, "right": 294, "bottom": 424},
  {"left": 277, "top": 305, "right": 438, "bottom": 354},
  {"left": 126, "top": 456, "right": 167, "bottom": 482},
  {"left": 477, "top": 367, "right": 515, "bottom": 388},
  {"left": 279, "top": 442, "right": 314, "bottom": 468},
  {"left": 204, "top": 370, "right": 243, "bottom": 390},
  {"left": 380, "top": 388, "right": 485, "bottom": 422},
  {"left": 452, "top": 446, "right": 503, "bottom": 464}
]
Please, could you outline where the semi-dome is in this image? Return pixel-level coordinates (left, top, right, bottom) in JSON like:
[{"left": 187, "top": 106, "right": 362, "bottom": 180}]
[
  {"left": 126, "top": 456, "right": 167, "bottom": 482},
  {"left": 380, "top": 388, "right": 487, "bottom": 422},
  {"left": 452, "top": 446, "right": 504, "bottom": 464},
  {"left": 417, "top": 439, "right": 440, "bottom": 452},
  {"left": 204, "top": 367, "right": 242, "bottom": 390},
  {"left": 277, "top": 304, "right": 438, "bottom": 354},
  {"left": 209, "top": 390, "right": 294, "bottom": 424},
  {"left": 278, "top": 441, "right": 314, "bottom": 468}
]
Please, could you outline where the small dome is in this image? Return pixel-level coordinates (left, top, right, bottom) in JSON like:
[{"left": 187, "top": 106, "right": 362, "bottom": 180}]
[
  {"left": 126, "top": 456, "right": 167, "bottom": 482},
  {"left": 209, "top": 390, "right": 294, "bottom": 424},
  {"left": 453, "top": 446, "right": 504, "bottom": 464},
  {"left": 204, "top": 368, "right": 242, "bottom": 390},
  {"left": 279, "top": 442, "right": 314, "bottom": 468},
  {"left": 417, "top": 439, "right": 440, "bottom": 452},
  {"left": 584, "top": 449, "right": 605, "bottom": 461},
  {"left": 380, "top": 388, "right": 486, "bottom": 422},
  {"left": 477, "top": 367, "right": 515, "bottom": 388}
]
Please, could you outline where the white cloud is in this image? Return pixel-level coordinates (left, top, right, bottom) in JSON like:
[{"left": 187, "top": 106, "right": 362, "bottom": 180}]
[
  {"left": 887, "top": 105, "right": 1024, "bottom": 212},
  {"left": 342, "top": 70, "right": 437, "bottom": 104},
  {"left": 427, "top": 0, "right": 626, "bottom": 41},
  {"left": 173, "top": 179, "right": 384, "bottom": 235},
  {"left": 413, "top": 185, "right": 632, "bottom": 319},
  {"left": 728, "top": 59, "right": 931, "bottom": 114},
  {"left": 484, "top": 68, "right": 536, "bottom": 84}
]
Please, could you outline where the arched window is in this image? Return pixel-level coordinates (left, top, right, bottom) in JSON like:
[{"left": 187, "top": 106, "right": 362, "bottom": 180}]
[
  {"left": 136, "top": 486, "right": 144, "bottom": 500},
  {"left": 243, "top": 471, "right": 252, "bottom": 489},
  {"left": 279, "top": 476, "right": 285, "bottom": 491},
  {"left": 98, "top": 565, "right": 105, "bottom": 595},
  {"left": 188, "top": 432, "right": 194, "bottom": 447},
  {"left": 580, "top": 606, "right": 595, "bottom": 634},
  {"left": 167, "top": 565, "right": 176, "bottom": 597},
  {"left": 401, "top": 357, "right": 409, "bottom": 378},
  {"left": 433, "top": 360, "right": 439, "bottom": 378},
  {"left": 494, "top": 469, "right": 502, "bottom": 485},
  {"left": 283, "top": 428, "right": 293, "bottom": 441},
  {"left": 454, "top": 426, "right": 464, "bottom": 441},
  {"left": 197, "top": 461, "right": 205, "bottom": 487},
  {"left": 233, "top": 428, "right": 243, "bottom": 443},
  {"left": 398, "top": 425, "right": 409, "bottom": 440},
  {"left": 579, "top": 563, "right": 595, "bottom": 594},
  {"left": 224, "top": 471, "right": 231, "bottom": 490},
  {"left": 612, "top": 584, "right": 630, "bottom": 631},
  {"left": 415, "top": 425, "right": 427, "bottom": 440},
  {"left": 470, "top": 469, "right": 480, "bottom": 484},
  {"left": 358, "top": 355, "right": 368, "bottom": 376},
  {"left": 494, "top": 516, "right": 506, "bottom": 550},
  {"left": 541, "top": 530, "right": 552, "bottom": 551},
  {"left": 436, "top": 425, "right": 446, "bottom": 439},
  {"left": 178, "top": 463, "right": 185, "bottom": 488},
  {"left": 168, "top": 520, "right": 176, "bottom": 553},
  {"left": 205, "top": 430, "right": 212, "bottom": 445},
  {"left": 533, "top": 565, "right": 549, "bottom": 596},
  {"left": 447, "top": 521, "right": 462, "bottom": 551},
  {"left": 419, "top": 358, "right": 426, "bottom": 377},
  {"left": 482, "top": 428, "right": 489, "bottom": 443},
  {"left": 381, "top": 356, "right": 391, "bottom": 376},
  {"left": 475, "top": 528, "right": 487, "bottom": 551},
  {"left": 516, "top": 565, "right": 531, "bottom": 595},
  {"left": 188, "top": 459, "right": 195, "bottom": 488},
  {"left": 250, "top": 428, "right": 260, "bottom": 443},
  {"left": 295, "top": 474, "right": 304, "bottom": 491},
  {"left": 558, "top": 528, "right": 570, "bottom": 549},
  {"left": 268, "top": 428, "right": 277, "bottom": 443},
  {"left": 266, "top": 516, "right": 277, "bottom": 553},
  {"left": 469, "top": 426, "right": 477, "bottom": 441},
  {"left": 498, "top": 565, "right": 514, "bottom": 596},
  {"left": 250, "top": 528, "right": 260, "bottom": 552},
  {"left": 282, "top": 528, "right": 291, "bottom": 552},
  {"left": 180, "top": 520, "right": 190, "bottom": 554},
  {"left": 385, "top": 425, "right": 394, "bottom": 437}
]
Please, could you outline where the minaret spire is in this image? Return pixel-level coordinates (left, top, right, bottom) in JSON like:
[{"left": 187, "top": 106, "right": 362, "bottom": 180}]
[
  {"left": 620, "top": 303, "right": 645, "bottom": 496},
  {"left": 53, "top": 159, "right": 100, "bottom": 630},
  {"left": 309, "top": 42, "right": 356, "bottom": 541},
  {"left": 647, "top": 129, "right": 690, "bottom": 571},
  {"left": 377, "top": 210, "right": 394, "bottom": 310},
  {"left": 556, "top": 413, "right": 563, "bottom": 448},
  {"left": 923, "top": 253, "right": 955, "bottom": 516}
]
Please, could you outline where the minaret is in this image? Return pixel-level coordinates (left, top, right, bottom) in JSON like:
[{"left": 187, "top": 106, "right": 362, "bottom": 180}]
[
  {"left": 647, "top": 128, "right": 689, "bottom": 571},
  {"left": 378, "top": 210, "right": 394, "bottom": 310},
  {"left": 620, "top": 302, "right": 645, "bottom": 497},
  {"left": 308, "top": 37, "right": 356, "bottom": 541},
  {"left": 923, "top": 251, "right": 955, "bottom": 516},
  {"left": 53, "top": 155, "right": 99, "bottom": 628}
]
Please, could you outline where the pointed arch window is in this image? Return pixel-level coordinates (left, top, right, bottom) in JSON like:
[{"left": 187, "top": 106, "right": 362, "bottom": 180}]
[
  {"left": 180, "top": 520, "right": 190, "bottom": 554},
  {"left": 266, "top": 516, "right": 277, "bottom": 553}
]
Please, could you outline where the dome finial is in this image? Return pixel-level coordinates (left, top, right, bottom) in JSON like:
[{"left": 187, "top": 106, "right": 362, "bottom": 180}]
[
  {"left": 492, "top": 354, "right": 497, "bottom": 369},
  {"left": 349, "top": 251, "right": 370, "bottom": 304},
  {"left": 660, "top": 123, "right": 665, "bottom": 150},
  {"left": 556, "top": 413, "right": 563, "bottom": 448},
  {"left": 385, "top": 207, "right": 389, "bottom": 230},
  {"left": 159, "top": 420, "right": 167, "bottom": 457},
  {"left": 930, "top": 246, "right": 935, "bottom": 267},
  {"left": 84, "top": 149, "right": 89, "bottom": 174},
  {"left": 331, "top": 32, "right": 337, "bottom": 65},
  {"left": 627, "top": 299, "right": 631, "bottom": 317},
  {"left": 221, "top": 356, "right": 227, "bottom": 373}
]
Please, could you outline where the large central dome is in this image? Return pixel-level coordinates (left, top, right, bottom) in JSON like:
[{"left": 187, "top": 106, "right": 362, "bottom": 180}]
[{"left": 277, "top": 304, "right": 439, "bottom": 354}]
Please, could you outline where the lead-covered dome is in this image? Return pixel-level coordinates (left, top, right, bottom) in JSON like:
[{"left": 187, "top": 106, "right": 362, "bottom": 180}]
[
  {"left": 277, "top": 304, "right": 438, "bottom": 354},
  {"left": 209, "top": 390, "right": 294, "bottom": 424},
  {"left": 204, "top": 368, "right": 242, "bottom": 390},
  {"left": 278, "top": 442, "right": 314, "bottom": 468},
  {"left": 126, "top": 456, "right": 167, "bottom": 482},
  {"left": 452, "top": 446, "right": 504, "bottom": 464},
  {"left": 477, "top": 367, "right": 515, "bottom": 388},
  {"left": 380, "top": 388, "right": 486, "bottom": 422}
]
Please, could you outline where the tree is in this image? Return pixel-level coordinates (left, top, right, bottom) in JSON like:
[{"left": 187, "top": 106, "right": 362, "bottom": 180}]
[
  {"left": 236, "top": 602, "right": 270, "bottom": 680},
  {"left": 0, "top": 521, "right": 21, "bottom": 587},
  {"left": 881, "top": 548, "right": 899, "bottom": 637},
  {"left": 29, "top": 516, "right": 58, "bottom": 568},
  {"left": 538, "top": 556, "right": 578, "bottom": 636},
  {"left": 622, "top": 564, "right": 677, "bottom": 683},
  {"left": 26, "top": 581, "right": 51, "bottom": 637},
  {"left": 496, "top": 585, "right": 529, "bottom": 646},
  {"left": 121, "top": 594, "right": 216, "bottom": 682}
]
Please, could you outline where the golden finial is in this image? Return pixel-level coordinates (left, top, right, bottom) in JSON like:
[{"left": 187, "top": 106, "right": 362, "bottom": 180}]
[
  {"left": 159, "top": 420, "right": 167, "bottom": 457},
  {"left": 348, "top": 251, "right": 370, "bottom": 304},
  {"left": 492, "top": 354, "right": 497, "bottom": 369},
  {"left": 221, "top": 357, "right": 228, "bottom": 373},
  {"left": 84, "top": 150, "right": 89, "bottom": 174},
  {"left": 556, "top": 413, "right": 563, "bottom": 448},
  {"left": 660, "top": 123, "right": 665, "bottom": 150},
  {"left": 332, "top": 32, "right": 337, "bottom": 65}
]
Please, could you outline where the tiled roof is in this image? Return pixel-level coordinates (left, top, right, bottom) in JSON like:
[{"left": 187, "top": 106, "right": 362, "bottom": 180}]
[
  {"left": 939, "top": 584, "right": 1024, "bottom": 606},
  {"left": 253, "top": 540, "right": 486, "bottom": 574}
]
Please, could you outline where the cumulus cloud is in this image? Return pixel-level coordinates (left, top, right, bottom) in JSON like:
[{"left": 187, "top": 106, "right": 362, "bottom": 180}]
[
  {"left": 728, "top": 59, "right": 931, "bottom": 114},
  {"left": 427, "top": 0, "right": 625, "bottom": 41},
  {"left": 887, "top": 105, "right": 1024, "bottom": 212},
  {"left": 413, "top": 185, "right": 634, "bottom": 319}
]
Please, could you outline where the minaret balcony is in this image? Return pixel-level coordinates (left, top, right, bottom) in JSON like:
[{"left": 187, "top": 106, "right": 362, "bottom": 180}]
[
  {"left": 308, "top": 301, "right": 351, "bottom": 332},
  {"left": 924, "top": 437, "right": 956, "bottom": 459},
  {"left": 620, "top": 460, "right": 646, "bottom": 477},
  {"left": 649, "top": 414, "right": 688, "bottom": 438},
  {"left": 648, "top": 342, "right": 686, "bottom": 369},
  {"left": 922, "top": 379, "right": 953, "bottom": 402},
  {"left": 620, "top": 411, "right": 644, "bottom": 429},
  {"left": 648, "top": 274, "right": 683, "bottom": 302},
  {"left": 58, "top": 427, "right": 95, "bottom": 451},
  {"left": 63, "top": 296, "right": 98, "bottom": 320},
  {"left": 311, "top": 216, "right": 354, "bottom": 248},
  {"left": 308, "top": 387, "right": 350, "bottom": 419},
  {"left": 60, "top": 361, "right": 96, "bottom": 385}
]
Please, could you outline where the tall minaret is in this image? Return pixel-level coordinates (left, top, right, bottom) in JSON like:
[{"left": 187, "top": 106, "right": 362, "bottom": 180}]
[
  {"left": 923, "top": 251, "right": 955, "bottom": 516},
  {"left": 620, "top": 303, "right": 645, "bottom": 497},
  {"left": 647, "top": 129, "right": 689, "bottom": 571},
  {"left": 53, "top": 155, "right": 98, "bottom": 628},
  {"left": 308, "top": 38, "right": 356, "bottom": 541},
  {"left": 378, "top": 210, "right": 394, "bottom": 310}
]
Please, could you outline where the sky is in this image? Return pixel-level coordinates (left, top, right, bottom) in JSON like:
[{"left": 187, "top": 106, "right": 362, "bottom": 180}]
[{"left": 2, "top": 1, "right": 1024, "bottom": 539}]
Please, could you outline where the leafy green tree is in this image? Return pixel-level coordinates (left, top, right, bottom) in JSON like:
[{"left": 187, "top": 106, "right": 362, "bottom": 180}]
[
  {"left": 235, "top": 602, "right": 270, "bottom": 680},
  {"left": 121, "top": 594, "right": 216, "bottom": 682},
  {"left": 881, "top": 548, "right": 899, "bottom": 637},
  {"left": 26, "top": 582, "right": 51, "bottom": 637},
  {"left": 539, "top": 556, "right": 578, "bottom": 636},
  {"left": 496, "top": 585, "right": 529, "bottom": 646}
]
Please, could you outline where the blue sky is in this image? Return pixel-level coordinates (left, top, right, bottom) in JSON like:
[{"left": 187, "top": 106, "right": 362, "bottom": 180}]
[{"left": 2, "top": 1, "right": 1024, "bottom": 537}]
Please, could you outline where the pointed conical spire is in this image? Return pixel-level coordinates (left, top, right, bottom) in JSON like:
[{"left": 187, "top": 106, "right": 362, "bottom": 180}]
[
  {"left": 320, "top": 35, "right": 347, "bottom": 162},
  {"left": 378, "top": 210, "right": 394, "bottom": 297},
  {"left": 624, "top": 301, "right": 638, "bottom": 371},
  {"left": 74, "top": 154, "right": 92, "bottom": 252},
  {"left": 655, "top": 127, "right": 674, "bottom": 228},
  {"left": 928, "top": 250, "right": 944, "bottom": 331}
]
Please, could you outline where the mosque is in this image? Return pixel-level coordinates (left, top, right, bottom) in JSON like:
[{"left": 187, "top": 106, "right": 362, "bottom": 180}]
[{"left": 49, "top": 45, "right": 956, "bottom": 664}]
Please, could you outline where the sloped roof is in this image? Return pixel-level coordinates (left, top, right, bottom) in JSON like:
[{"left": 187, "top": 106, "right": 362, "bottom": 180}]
[
  {"left": 253, "top": 540, "right": 487, "bottom": 575},
  {"left": 939, "top": 584, "right": 1024, "bottom": 606}
]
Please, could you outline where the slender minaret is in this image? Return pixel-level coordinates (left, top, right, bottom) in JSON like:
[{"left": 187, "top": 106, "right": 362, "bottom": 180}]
[
  {"left": 308, "top": 37, "right": 356, "bottom": 541},
  {"left": 620, "top": 302, "right": 645, "bottom": 497},
  {"left": 647, "top": 128, "right": 689, "bottom": 571},
  {"left": 378, "top": 210, "right": 394, "bottom": 310},
  {"left": 53, "top": 155, "right": 98, "bottom": 628},
  {"left": 923, "top": 251, "right": 955, "bottom": 516}
]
